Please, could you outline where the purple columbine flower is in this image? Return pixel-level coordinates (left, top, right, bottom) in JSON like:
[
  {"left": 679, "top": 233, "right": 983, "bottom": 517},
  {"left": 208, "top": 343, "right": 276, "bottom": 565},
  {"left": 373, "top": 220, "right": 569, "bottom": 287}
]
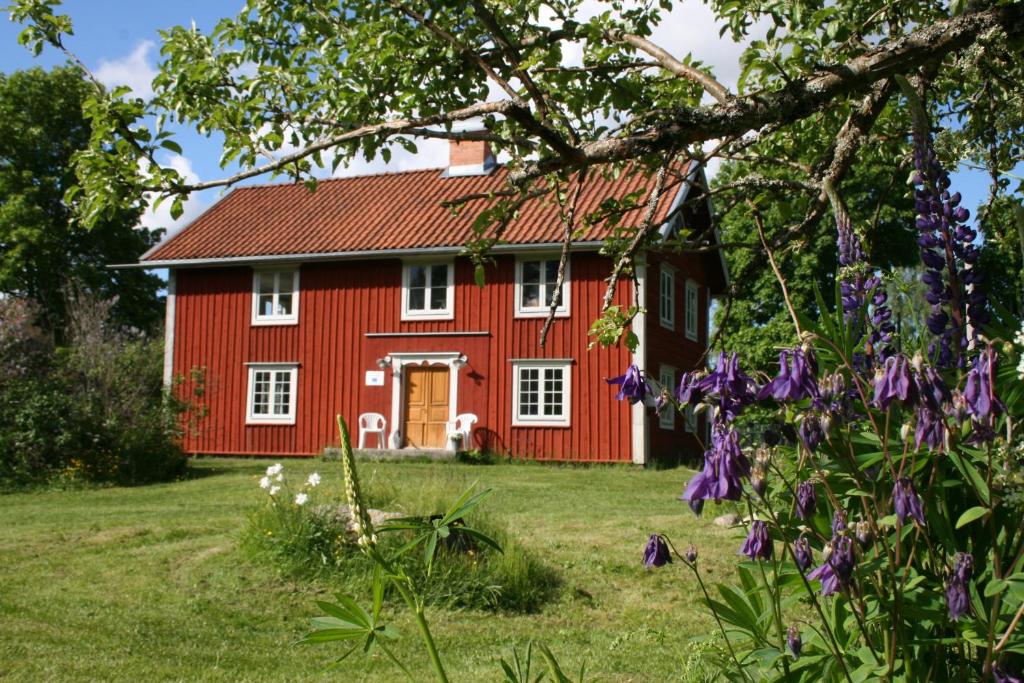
[
  {"left": 695, "top": 352, "right": 758, "bottom": 422},
  {"left": 795, "top": 481, "right": 817, "bottom": 520},
  {"left": 741, "top": 520, "right": 772, "bottom": 560},
  {"left": 607, "top": 364, "right": 649, "bottom": 404},
  {"left": 832, "top": 509, "right": 849, "bottom": 537},
  {"left": 808, "top": 536, "right": 855, "bottom": 596},
  {"left": 758, "top": 347, "right": 819, "bottom": 402},
  {"left": 675, "top": 370, "right": 704, "bottom": 406},
  {"left": 681, "top": 424, "right": 750, "bottom": 514},
  {"left": 684, "top": 544, "right": 698, "bottom": 564},
  {"left": 945, "top": 553, "right": 973, "bottom": 621},
  {"left": 642, "top": 534, "right": 672, "bottom": 568},
  {"left": 798, "top": 414, "right": 825, "bottom": 452},
  {"left": 873, "top": 354, "right": 916, "bottom": 409},
  {"left": 654, "top": 390, "right": 670, "bottom": 416},
  {"left": 994, "top": 664, "right": 1024, "bottom": 683},
  {"left": 964, "top": 348, "right": 996, "bottom": 421},
  {"left": 793, "top": 536, "right": 813, "bottom": 572},
  {"left": 787, "top": 624, "right": 802, "bottom": 659},
  {"left": 893, "top": 478, "right": 926, "bottom": 526}
]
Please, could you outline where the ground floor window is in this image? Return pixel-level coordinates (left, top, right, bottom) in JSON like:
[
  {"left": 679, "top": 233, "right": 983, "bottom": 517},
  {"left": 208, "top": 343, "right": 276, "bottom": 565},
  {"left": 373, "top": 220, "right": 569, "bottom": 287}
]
[
  {"left": 246, "top": 364, "right": 298, "bottom": 424},
  {"left": 512, "top": 360, "right": 571, "bottom": 426}
]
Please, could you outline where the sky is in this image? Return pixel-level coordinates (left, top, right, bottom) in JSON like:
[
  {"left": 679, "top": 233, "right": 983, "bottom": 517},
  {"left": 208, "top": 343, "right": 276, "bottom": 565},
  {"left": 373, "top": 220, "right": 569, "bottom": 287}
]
[{"left": 0, "top": 0, "right": 1004, "bottom": 246}]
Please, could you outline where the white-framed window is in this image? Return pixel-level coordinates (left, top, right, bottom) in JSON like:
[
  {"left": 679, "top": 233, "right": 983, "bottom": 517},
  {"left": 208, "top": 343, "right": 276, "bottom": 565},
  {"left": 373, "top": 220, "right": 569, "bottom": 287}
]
[
  {"left": 246, "top": 364, "right": 298, "bottom": 424},
  {"left": 512, "top": 360, "right": 572, "bottom": 426},
  {"left": 401, "top": 261, "right": 454, "bottom": 320},
  {"left": 658, "top": 365, "right": 676, "bottom": 430},
  {"left": 685, "top": 279, "right": 699, "bottom": 341},
  {"left": 514, "top": 256, "right": 570, "bottom": 317},
  {"left": 659, "top": 264, "right": 676, "bottom": 330},
  {"left": 684, "top": 404, "right": 698, "bottom": 433},
  {"left": 252, "top": 269, "right": 299, "bottom": 325}
]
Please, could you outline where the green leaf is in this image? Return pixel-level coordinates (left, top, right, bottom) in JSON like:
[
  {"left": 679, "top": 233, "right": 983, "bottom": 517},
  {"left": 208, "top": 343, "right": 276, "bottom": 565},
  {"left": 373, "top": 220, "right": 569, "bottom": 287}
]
[
  {"left": 160, "top": 139, "right": 183, "bottom": 154},
  {"left": 985, "top": 579, "right": 1009, "bottom": 598},
  {"left": 955, "top": 506, "right": 989, "bottom": 529}
]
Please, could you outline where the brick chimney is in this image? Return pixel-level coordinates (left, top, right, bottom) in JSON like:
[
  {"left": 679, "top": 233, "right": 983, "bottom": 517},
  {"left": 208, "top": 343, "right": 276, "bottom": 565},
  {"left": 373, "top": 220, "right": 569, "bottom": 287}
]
[{"left": 446, "top": 138, "right": 496, "bottom": 177}]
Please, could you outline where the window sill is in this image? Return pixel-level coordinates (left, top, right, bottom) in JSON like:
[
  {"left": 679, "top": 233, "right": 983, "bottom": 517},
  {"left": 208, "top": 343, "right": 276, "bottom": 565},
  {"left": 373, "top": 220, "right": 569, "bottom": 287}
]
[
  {"left": 246, "top": 418, "right": 297, "bottom": 426},
  {"left": 251, "top": 317, "right": 299, "bottom": 327},
  {"left": 513, "top": 310, "right": 570, "bottom": 319},
  {"left": 400, "top": 311, "right": 455, "bottom": 322},
  {"left": 511, "top": 421, "right": 572, "bottom": 428}
]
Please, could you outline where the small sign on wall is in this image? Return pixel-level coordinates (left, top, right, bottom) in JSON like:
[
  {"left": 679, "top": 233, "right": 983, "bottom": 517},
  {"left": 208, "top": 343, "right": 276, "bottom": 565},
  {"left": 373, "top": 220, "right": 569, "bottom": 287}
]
[{"left": 365, "top": 370, "right": 385, "bottom": 386}]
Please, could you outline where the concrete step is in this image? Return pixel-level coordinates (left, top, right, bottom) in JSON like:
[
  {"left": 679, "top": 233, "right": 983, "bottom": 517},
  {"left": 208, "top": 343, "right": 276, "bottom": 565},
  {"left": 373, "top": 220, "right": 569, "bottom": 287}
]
[{"left": 322, "top": 447, "right": 456, "bottom": 462}]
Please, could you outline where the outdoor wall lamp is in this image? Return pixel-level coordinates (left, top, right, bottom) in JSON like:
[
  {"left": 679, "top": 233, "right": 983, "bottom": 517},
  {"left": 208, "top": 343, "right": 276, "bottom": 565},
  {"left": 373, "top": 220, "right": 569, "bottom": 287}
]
[
  {"left": 452, "top": 354, "right": 468, "bottom": 369},
  {"left": 376, "top": 355, "right": 392, "bottom": 369}
]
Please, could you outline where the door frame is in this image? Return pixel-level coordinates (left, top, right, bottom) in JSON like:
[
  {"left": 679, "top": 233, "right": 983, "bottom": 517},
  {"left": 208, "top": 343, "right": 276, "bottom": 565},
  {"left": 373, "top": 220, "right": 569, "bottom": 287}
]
[{"left": 386, "top": 352, "right": 463, "bottom": 448}]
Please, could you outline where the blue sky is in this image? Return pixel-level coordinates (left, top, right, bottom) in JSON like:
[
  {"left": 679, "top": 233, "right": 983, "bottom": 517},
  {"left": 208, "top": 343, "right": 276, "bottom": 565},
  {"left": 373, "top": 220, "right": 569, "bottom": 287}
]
[{"left": 0, "top": 0, "right": 1006, "bottom": 241}]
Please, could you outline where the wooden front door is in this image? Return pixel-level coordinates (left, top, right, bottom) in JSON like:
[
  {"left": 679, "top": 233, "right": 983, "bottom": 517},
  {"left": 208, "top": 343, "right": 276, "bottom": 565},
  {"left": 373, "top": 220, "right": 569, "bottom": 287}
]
[{"left": 403, "top": 366, "right": 450, "bottom": 448}]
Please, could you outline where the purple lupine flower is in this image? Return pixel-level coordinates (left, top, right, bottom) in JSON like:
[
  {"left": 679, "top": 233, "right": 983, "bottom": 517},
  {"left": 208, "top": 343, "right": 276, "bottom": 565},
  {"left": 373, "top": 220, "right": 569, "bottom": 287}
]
[
  {"left": 793, "top": 536, "right": 813, "bottom": 572},
  {"left": 740, "top": 520, "right": 772, "bottom": 560},
  {"left": 994, "top": 664, "right": 1024, "bottom": 683},
  {"left": 695, "top": 352, "right": 758, "bottom": 422},
  {"left": 758, "top": 347, "right": 819, "bottom": 402},
  {"left": 795, "top": 481, "right": 817, "bottom": 520},
  {"left": 787, "top": 624, "right": 802, "bottom": 659},
  {"left": 945, "top": 553, "right": 973, "bottom": 621},
  {"left": 873, "top": 354, "right": 916, "bottom": 409},
  {"left": 642, "top": 534, "right": 672, "bottom": 568},
  {"left": 912, "top": 127, "right": 988, "bottom": 364},
  {"left": 607, "top": 364, "right": 649, "bottom": 404},
  {"left": 964, "top": 348, "right": 996, "bottom": 421},
  {"left": 893, "top": 478, "right": 926, "bottom": 526},
  {"left": 680, "top": 425, "right": 750, "bottom": 514}
]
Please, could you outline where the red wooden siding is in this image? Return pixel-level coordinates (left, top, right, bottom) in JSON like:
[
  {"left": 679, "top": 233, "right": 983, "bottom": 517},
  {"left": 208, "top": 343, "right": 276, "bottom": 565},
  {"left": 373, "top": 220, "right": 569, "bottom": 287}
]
[
  {"left": 645, "top": 250, "right": 712, "bottom": 462},
  {"left": 172, "top": 253, "right": 636, "bottom": 461}
]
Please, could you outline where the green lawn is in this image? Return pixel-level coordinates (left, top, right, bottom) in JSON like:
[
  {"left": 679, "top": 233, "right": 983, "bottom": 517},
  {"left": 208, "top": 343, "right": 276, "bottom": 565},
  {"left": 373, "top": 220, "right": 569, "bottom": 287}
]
[{"left": 0, "top": 458, "right": 741, "bottom": 681}]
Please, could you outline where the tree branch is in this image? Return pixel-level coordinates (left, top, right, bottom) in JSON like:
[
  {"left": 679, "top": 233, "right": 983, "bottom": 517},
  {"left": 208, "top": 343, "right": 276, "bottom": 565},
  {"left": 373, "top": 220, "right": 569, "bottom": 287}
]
[{"left": 608, "top": 30, "right": 733, "bottom": 104}]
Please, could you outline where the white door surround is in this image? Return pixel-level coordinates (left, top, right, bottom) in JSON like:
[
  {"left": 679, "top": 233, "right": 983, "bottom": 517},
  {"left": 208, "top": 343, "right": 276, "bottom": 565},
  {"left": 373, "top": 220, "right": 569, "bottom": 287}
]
[{"left": 385, "top": 352, "right": 466, "bottom": 448}]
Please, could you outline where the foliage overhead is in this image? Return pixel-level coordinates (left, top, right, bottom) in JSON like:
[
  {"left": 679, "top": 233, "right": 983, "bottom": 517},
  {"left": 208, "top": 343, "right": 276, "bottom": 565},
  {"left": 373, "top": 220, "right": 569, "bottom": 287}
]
[
  {"left": 0, "top": 65, "right": 164, "bottom": 335},
  {"left": 6, "top": 0, "right": 1024, "bottom": 346}
]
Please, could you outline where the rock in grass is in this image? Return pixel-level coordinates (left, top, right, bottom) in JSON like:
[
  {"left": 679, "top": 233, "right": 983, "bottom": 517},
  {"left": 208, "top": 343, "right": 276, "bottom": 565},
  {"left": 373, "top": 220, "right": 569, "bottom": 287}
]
[{"left": 714, "top": 513, "right": 740, "bottom": 527}]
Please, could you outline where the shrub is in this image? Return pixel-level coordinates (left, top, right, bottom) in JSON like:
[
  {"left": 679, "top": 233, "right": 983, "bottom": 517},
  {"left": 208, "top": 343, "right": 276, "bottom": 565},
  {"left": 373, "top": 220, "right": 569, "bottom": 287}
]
[
  {"left": 0, "top": 291, "right": 189, "bottom": 487},
  {"left": 243, "top": 462, "right": 559, "bottom": 613}
]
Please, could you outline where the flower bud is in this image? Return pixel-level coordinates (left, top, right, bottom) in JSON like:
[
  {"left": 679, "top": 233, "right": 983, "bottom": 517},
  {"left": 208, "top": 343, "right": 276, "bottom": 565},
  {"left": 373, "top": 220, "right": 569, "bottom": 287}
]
[
  {"left": 855, "top": 520, "right": 874, "bottom": 549},
  {"left": 685, "top": 544, "right": 698, "bottom": 564},
  {"left": 787, "top": 624, "right": 802, "bottom": 658}
]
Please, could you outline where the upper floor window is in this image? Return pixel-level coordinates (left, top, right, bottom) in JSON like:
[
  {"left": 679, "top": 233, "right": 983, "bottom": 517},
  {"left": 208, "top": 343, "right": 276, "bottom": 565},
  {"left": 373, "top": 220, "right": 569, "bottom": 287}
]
[
  {"left": 515, "top": 257, "right": 569, "bottom": 317},
  {"left": 512, "top": 360, "right": 572, "bottom": 427},
  {"left": 402, "top": 262, "right": 454, "bottom": 320},
  {"left": 252, "top": 269, "right": 299, "bottom": 325},
  {"left": 246, "top": 363, "right": 298, "bottom": 424},
  {"left": 685, "top": 279, "right": 699, "bottom": 341},
  {"left": 658, "top": 365, "right": 676, "bottom": 430},
  {"left": 659, "top": 264, "right": 676, "bottom": 330}
]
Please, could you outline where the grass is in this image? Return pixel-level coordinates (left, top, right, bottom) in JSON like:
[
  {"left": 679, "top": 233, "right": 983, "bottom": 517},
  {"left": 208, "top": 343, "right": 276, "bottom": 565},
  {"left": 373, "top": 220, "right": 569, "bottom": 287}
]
[{"left": 0, "top": 458, "right": 743, "bottom": 681}]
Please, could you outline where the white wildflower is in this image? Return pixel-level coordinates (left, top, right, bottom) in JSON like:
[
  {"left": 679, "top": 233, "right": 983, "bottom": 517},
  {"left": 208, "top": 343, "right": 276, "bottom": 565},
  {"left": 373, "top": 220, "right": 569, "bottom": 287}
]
[
  {"left": 294, "top": 492, "right": 309, "bottom": 506},
  {"left": 306, "top": 472, "right": 321, "bottom": 487},
  {"left": 1018, "top": 354, "right": 1024, "bottom": 381},
  {"left": 258, "top": 476, "right": 271, "bottom": 490},
  {"left": 266, "top": 463, "right": 283, "bottom": 477},
  {"left": 274, "top": 473, "right": 284, "bottom": 482},
  {"left": 269, "top": 485, "right": 280, "bottom": 496}
]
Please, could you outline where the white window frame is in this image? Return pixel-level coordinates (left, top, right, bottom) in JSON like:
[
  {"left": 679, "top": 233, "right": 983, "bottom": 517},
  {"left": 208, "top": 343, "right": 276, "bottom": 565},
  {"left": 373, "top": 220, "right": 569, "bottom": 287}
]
[
  {"left": 401, "top": 260, "right": 455, "bottom": 321},
  {"left": 246, "top": 363, "right": 298, "bottom": 425},
  {"left": 685, "top": 279, "right": 699, "bottom": 342},
  {"left": 684, "top": 404, "right": 698, "bottom": 433},
  {"left": 514, "top": 256, "right": 570, "bottom": 318},
  {"left": 659, "top": 264, "right": 676, "bottom": 330},
  {"left": 251, "top": 269, "right": 300, "bottom": 326},
  {"left": 658, "top": 365, "right": 676, "bottom": 430},
  {"left": 511, "top": 359, "right": 572, "bottom": 427}
]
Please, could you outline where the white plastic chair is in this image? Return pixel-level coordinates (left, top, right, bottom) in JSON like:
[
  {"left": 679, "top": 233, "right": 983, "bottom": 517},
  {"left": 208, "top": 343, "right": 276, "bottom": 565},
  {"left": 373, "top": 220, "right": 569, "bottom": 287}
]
[
  {"left": 447, "top": 413, "right": 478, "bottom": 451},
  {"left": 357, "top": 413, "right": 387, "bottom": 449}
]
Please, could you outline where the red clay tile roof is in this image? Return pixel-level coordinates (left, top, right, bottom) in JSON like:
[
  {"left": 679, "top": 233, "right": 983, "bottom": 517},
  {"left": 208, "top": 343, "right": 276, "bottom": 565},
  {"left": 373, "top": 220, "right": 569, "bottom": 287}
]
[{"left": 142, "top": 162, "right": 694, "bottom": 263}]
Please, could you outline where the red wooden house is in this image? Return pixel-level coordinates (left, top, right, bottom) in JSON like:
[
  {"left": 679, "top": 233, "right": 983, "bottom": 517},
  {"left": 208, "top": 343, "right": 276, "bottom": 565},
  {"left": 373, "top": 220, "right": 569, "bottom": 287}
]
[{"left": 134, "top": 141, "right": 728, "bottom": 463}]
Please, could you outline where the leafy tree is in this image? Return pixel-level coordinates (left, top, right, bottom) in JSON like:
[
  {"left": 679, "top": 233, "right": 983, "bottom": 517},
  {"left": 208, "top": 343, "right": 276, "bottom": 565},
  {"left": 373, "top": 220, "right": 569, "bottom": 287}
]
[
  {"left": 0, "top": 65, "right": 164, "bottom": 336},
  {"left": 6, "top": 1, "right": 1024, "bottom": 347}
]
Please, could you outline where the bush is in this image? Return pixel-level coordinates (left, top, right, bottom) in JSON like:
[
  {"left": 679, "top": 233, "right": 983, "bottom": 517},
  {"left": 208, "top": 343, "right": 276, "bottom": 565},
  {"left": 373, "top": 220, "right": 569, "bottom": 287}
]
[
  {"left": 242, "top": 463, "right": 559, "bottom": 613},
  {"left": 0, "top": 292, "right": 189, "bottom": 487}
]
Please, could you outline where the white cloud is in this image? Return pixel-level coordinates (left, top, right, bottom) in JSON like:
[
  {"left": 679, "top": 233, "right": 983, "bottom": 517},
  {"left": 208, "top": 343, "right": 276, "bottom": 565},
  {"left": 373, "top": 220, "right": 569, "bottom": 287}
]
[
  {"left": 139, "top": 154, "right": 209, "bottom": 238},
  {"left": 95, "top": 40, "right": 158, "bottom": 100}
]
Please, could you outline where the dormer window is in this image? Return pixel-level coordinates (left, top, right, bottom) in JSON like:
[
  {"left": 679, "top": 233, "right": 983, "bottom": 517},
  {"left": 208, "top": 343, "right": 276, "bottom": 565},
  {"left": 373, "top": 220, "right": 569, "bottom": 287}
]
[
  {"left": 252, "top": 269, "right": 299, "bottom": 325},
  {"left": 515, "top": 257, "right": 569, "bottom": 318},
  {"left": 402, "top": 261, "right": 454, "bottom": 320}
]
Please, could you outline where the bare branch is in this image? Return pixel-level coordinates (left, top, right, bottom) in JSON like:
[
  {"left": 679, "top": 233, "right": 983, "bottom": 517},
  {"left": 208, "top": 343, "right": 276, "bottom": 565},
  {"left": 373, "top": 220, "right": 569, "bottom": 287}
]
[
  {"left": 540, "top": 168, "right": 588, "bottom": 347},
  {"left": 608, "top": 30, "right": 733, "bottom": 104}
]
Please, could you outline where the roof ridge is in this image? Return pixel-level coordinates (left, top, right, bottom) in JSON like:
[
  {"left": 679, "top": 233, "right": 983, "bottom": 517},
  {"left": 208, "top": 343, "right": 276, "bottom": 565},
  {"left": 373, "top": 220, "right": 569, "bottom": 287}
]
[{"left": 230, "top": 164, "right": 488, "bottom": 190}]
